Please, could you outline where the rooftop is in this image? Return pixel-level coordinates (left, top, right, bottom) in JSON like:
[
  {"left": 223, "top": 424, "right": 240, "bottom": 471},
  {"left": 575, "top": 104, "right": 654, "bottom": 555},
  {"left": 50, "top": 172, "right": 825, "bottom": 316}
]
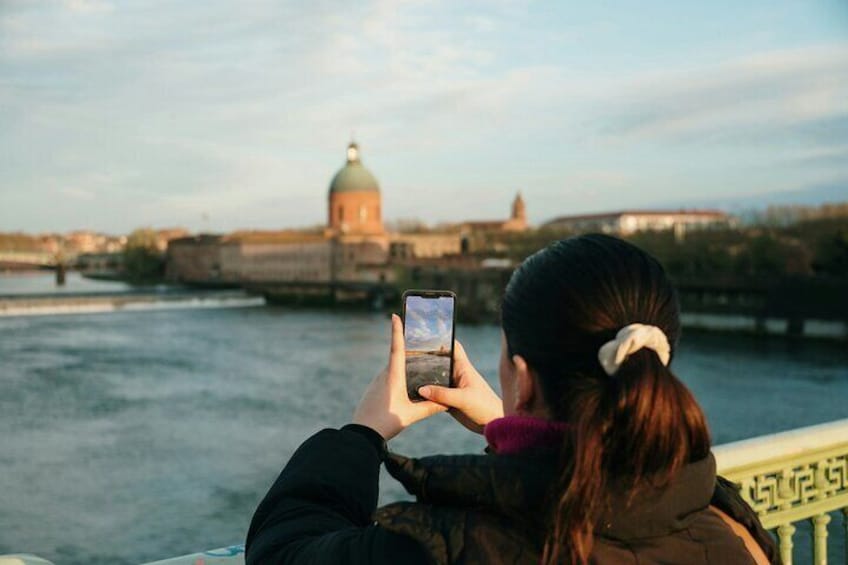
[
  {"left": 328, "top": 142, "right": 380, "bottom": 195},
  {"left": 225, "top": 229, "right": 327, "bottom": 244},
  {"left": 544, "top": 209, "right": 729, "bottom": 225}
]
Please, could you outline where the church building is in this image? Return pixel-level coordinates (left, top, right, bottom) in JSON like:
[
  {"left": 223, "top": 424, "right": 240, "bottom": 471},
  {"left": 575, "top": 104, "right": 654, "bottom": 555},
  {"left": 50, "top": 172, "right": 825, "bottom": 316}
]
[
  {"left": 327, "top": 142, "right": 384, "bottom": 236},
  {"left": 166, "top": 141, "right": 528, "bottom": 291}
]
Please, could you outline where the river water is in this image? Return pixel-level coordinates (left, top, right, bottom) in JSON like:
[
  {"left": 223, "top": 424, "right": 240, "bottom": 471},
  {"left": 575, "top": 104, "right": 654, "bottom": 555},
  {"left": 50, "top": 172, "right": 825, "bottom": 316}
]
[
  {"left": 1, "top": 275, "right": 846, "bottom": 564},
  {"left": 0, "top": 271, "right": 132, "bottom": 296}
]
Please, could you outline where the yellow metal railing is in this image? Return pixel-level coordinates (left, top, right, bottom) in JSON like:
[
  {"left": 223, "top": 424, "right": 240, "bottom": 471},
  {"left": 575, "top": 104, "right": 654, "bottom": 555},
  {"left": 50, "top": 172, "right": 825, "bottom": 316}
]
[{"left": 715, "top": 418, "right": 848, "bottom": 565}]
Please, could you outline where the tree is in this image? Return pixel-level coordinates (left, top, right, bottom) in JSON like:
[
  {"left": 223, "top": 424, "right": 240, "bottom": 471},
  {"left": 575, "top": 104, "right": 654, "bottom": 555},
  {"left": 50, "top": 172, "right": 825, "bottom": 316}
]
[
  {"left": 123, "top": 228, "right": 163, "bottom": 283},
  {"left": 813, "top": 229, "right": 848, "bottom": 276}
]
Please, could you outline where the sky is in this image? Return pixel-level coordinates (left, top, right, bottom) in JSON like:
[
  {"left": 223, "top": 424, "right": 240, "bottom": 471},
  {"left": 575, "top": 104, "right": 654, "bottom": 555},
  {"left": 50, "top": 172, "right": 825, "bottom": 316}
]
[
  {"left": 404, "top": 295, "right": 453, "bottom": 351},
  {"left": 1, "top": 0, "right": 847, "bottom": 234}
]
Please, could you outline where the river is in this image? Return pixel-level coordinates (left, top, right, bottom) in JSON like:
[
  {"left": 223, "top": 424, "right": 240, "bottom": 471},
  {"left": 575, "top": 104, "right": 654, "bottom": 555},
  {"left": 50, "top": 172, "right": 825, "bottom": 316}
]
[{"left": 0, "top": 274, "right": 846, "bottom": 564}]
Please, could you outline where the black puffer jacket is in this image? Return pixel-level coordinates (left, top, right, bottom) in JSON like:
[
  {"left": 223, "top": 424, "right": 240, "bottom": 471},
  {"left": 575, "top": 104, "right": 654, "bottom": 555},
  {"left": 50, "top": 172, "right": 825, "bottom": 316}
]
[{"left": 245, "top": 425, "right": 778, "bottom": 564}]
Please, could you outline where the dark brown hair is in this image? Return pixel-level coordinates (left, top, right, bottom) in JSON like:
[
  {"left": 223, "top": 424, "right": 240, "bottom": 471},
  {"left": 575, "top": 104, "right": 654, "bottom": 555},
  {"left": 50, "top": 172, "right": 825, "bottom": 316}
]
[{"left": 500, "top": 234, "right": 711, "bottom": 564}]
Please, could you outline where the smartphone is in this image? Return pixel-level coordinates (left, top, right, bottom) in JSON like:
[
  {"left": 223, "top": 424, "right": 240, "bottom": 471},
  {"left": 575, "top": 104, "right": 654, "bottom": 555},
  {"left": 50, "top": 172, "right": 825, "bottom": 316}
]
[{"left": 401, "top": 289, "right": 457, "bottom": 401}]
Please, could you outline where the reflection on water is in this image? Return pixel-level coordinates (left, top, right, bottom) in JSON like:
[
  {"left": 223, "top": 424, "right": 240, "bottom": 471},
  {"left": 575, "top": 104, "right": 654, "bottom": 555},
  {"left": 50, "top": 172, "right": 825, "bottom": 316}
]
[{"left": 0, "top": 299, "right": 846, "bottom": 564}]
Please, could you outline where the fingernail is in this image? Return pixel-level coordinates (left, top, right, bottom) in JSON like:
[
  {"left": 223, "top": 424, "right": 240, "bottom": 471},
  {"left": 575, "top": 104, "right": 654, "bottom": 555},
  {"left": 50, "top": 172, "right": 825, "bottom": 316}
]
[{"left": 418, "top": 386, "right": 431, "bottom": 397}]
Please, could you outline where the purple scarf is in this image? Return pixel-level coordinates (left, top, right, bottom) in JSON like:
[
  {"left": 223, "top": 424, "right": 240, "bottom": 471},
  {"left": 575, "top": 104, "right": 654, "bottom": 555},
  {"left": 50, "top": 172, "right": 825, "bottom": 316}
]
[{"left": 483, "top": 415, "right": 569, "bottom": 455}]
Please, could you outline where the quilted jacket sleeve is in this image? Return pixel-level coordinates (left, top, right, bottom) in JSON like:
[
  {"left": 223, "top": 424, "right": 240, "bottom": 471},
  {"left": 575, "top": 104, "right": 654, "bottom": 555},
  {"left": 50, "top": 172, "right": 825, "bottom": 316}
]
[{"left": 245, "top": 424, "right": 430, "bottom": 565}]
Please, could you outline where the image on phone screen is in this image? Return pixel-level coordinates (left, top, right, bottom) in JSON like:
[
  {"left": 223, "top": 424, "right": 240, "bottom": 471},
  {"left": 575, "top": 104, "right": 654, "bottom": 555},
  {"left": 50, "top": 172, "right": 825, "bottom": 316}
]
[{"left": 403, "top": 292, "right": 455, "bottom": 401}]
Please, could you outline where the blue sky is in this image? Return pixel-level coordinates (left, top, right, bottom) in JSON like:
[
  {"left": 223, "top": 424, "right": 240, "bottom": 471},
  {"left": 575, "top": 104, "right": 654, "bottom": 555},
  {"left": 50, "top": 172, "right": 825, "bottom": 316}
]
[
  {"left": 404, "top": 295, "right": 453, "bottom": 351},
  {"left": 1, "top": 0, "right": 846, "bottom": 233}
]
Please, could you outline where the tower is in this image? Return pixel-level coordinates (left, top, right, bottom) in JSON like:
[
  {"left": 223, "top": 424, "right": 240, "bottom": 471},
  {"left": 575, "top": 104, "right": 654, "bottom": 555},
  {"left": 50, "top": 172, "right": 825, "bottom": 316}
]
[
  {"left": 509, "top": 191, "right": 527, "bottom": 230},
  {"left": 327, "top": 142, "right": 384, "bottom": 235}
]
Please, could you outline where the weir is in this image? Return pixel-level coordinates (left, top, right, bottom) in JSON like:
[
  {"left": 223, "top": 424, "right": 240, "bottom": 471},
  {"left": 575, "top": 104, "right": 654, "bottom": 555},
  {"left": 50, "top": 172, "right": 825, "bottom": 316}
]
[
  {"left": 0, "top": 290, "right": 265, "bottom": 317},
  {"left": 132, "top": 418, "right": 848, "bottom": 565}
]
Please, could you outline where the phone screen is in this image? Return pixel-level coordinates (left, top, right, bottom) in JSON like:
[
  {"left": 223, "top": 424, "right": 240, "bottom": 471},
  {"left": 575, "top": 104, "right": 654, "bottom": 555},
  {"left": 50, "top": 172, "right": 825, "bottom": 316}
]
[{"left": 403, "top": 291, "right": 456, "bottom": 401}]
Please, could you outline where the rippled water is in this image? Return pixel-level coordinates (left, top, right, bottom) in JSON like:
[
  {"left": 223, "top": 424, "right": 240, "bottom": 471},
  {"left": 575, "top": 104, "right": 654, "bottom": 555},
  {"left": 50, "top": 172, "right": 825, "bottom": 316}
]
[{"left": 1, "top": 295, "right": 846, "bottom": 563}]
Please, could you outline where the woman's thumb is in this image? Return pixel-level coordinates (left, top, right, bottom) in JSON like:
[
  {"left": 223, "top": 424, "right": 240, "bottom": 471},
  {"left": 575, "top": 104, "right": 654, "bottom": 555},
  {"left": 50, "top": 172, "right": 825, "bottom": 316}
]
[{"left": 418, "top": 385, "right": 465, "bottom": 409}]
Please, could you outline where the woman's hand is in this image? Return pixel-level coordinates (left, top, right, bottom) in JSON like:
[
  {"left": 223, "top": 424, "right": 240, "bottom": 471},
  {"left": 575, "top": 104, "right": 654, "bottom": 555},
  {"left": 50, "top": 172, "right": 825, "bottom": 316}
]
[
  {"left": 352, "top": 314, "right": 447, "bottom": 440},
  {"left": 418, "top": 340, "right": 504, "bottom": 434}
]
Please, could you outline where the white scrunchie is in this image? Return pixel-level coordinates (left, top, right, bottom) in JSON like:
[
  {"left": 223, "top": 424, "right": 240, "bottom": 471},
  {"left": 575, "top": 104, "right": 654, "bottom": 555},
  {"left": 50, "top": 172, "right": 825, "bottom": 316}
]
[{"left": 597, "top": 323, "right": 671, "bottom": 376}]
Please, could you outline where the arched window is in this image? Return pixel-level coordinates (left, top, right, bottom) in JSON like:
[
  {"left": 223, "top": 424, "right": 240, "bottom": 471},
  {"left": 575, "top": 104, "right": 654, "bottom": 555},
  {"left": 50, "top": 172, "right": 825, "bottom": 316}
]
[
  {"left": 339, "top": 206, "right": 345, "bottom": 222},
  {"left": 359, "top": 205, "right": 367, "bottom": 222}
]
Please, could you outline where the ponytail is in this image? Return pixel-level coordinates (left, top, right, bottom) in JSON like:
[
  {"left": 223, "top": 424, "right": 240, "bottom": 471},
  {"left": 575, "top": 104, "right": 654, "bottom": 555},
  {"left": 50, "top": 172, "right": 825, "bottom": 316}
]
[
  {"left": 541, "top": 351, "right": 711, "bottom": 564},
  {"left": 500, "top": 234, "right": 712, "bottom": 564},
  {"left": 541, "top": 384, "right": 609, "bottom": 564}
]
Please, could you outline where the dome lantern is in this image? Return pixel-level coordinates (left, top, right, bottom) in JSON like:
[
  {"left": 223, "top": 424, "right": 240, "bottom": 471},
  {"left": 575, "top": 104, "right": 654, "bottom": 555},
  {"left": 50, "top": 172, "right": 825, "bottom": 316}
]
[
  {"left": 346, "top": 142, "right": 360, "bottom": 163},
  {"left": 329, "top": 141, "right": 380, "bottom": 195}
]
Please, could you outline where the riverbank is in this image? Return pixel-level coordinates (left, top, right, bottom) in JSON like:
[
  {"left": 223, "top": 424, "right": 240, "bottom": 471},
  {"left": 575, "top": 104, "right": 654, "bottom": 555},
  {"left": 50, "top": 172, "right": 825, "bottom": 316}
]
[
  {"left": 1, "top": 271, "right": 845, "bottom": 339},
  {"left": 2, "top": 290, "right": 845, "bottom": 340},
  {"left": 680, "top": 312, "right": 848, "bottom": 340}
]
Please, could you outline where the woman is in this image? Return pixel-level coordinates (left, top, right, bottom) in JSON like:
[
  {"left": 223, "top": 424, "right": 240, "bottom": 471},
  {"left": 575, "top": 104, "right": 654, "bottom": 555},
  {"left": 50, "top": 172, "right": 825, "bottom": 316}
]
[{"left": 245, "top": 235, "right": 777, "bottom": 564}]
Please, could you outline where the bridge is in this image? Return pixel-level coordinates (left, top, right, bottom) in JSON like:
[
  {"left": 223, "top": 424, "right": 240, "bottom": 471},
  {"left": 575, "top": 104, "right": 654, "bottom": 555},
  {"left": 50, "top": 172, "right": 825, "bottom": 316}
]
[
  {"left": 4, "top": 420, "right": 845, "bottom": 565},
  {"left": 0, "top": 251, "right": 59, "bottom": 269},
  {"left": 137, "top": 417, "right": 845, "bottom": 565}
]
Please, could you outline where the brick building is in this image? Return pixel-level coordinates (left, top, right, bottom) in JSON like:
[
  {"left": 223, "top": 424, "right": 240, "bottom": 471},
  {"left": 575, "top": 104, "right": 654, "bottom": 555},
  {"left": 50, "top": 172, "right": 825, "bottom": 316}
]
[
  {"left": 542, "top": 209, "right": 732, "bottom": 236},
  {"left": 165, "top": 141, "right": 527, "bottom": 287}
]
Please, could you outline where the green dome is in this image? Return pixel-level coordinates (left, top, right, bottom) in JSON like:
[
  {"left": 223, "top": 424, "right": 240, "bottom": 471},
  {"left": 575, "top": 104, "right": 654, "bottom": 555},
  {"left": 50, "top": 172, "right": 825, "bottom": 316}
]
[{"left": 329, "top": 143, "right": 380, "bottom": 194}]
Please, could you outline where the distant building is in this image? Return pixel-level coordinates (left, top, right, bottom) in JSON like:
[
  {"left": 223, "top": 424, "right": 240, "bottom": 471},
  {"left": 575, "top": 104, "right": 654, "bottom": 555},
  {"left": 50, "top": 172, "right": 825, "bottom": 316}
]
[
  {"left": 165, "top": 234, "right": 225, "bottom": 284},
  {"left": 49, "top": 231, "right": 126, "bottom": 258},
  {"left": 64, "top": 230, "right": 101, "bottom": 254},
  {"left": 389, "top": 233, "right": 462, "bottom": 261},
  {"left": 459, "top": 192, "right": 528, "bottom": 233},
  {"left": 220, "top": 231, "right": 332, "bottom": 283},
  {"left": 155, "top": 228, "right": 190, "bottom": 252},
  {"left": 165, "top": 141, "right": 523, "bottom": 291},
  {"left": 326, "top": 142, "right": 384, "bottom": 236},
  {"left": 509, "top": 192, "right": 528, "bottom": 230},
  {"left": 542, "top": 209, "right": 732, "bottom": 236}
]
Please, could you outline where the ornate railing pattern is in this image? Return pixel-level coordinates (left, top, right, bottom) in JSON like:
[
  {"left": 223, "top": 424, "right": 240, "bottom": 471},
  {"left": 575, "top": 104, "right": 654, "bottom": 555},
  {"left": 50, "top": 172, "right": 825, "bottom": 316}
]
[{"left": 714, "top": 418, "right": 848, "bottom": 565}]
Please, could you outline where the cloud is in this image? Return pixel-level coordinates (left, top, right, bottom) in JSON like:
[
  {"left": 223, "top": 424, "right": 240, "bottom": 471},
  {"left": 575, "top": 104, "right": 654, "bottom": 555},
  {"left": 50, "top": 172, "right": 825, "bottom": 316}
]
[
  {"left": 435, "top": 317, "right": 449, "bottom": 341},
  {"left": 63, "top": 0, "right": 113, "bottom": 14},
  {"left": 788, "top": 144, "right": 848, "bottom": 166},
  {"left": 1, "top": 1, "right": 846, "bottom": 232},
  {"left": 403, "top": 295, "right": 453, "bottom": 349},
  {"left": 59, "top": 187, "right": 95, "bottom": 200},
  {"left": 597, "top": 44, "right": 848, "bottom": 144},
  {"left": 404, "top": 309, "right": 425, "bottom": 331}
]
